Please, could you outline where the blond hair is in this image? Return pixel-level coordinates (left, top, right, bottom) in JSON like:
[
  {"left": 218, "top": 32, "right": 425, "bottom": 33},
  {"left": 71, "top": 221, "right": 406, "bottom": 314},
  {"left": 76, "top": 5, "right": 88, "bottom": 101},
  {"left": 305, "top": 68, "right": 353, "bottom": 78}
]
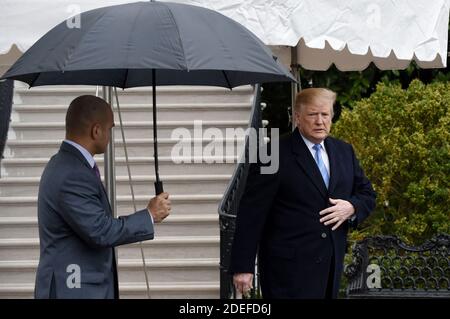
[{"left": 294, "top": 88, "right": 336, "bottom": 116}]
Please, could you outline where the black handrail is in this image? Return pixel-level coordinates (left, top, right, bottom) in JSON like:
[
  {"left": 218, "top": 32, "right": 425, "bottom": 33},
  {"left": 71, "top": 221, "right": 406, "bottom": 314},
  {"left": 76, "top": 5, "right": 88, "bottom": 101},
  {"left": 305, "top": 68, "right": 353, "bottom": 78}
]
[{"left": 218, "top": 84, "right": 263, "bottom": 298}]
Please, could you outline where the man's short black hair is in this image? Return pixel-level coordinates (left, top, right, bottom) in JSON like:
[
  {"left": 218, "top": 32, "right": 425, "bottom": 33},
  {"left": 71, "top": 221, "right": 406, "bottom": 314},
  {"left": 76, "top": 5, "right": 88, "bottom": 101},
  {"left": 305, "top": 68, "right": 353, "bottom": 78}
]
[{"left": 65, "top": 95, "right": 110, "bottom": 137}]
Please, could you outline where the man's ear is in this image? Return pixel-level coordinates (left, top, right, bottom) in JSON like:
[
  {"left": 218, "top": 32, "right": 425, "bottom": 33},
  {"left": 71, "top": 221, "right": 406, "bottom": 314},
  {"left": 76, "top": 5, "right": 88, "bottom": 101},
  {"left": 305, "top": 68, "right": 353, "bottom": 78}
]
[
  {"left": 91, "top": 123, "right": 101, "bottom": 140},
  {"left": 293, "top": 110, "right": 299, "bottom": 125}
]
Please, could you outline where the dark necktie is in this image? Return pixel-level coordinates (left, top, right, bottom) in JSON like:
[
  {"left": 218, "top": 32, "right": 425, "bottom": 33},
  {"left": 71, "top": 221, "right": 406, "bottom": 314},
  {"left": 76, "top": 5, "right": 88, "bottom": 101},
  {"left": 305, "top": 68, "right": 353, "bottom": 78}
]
[{"left": 93, "top": 163, "right": 101, "bottom": 180}]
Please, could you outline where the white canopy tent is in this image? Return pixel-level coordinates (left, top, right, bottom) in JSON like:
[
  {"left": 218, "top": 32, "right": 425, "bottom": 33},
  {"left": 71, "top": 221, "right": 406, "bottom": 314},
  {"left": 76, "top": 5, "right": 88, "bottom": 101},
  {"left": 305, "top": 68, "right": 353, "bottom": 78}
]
[
  {"left": 0, "top": 0, "right": 448, "bottom": 75},
  {"left": 191, "top": 0, "right": 449, "bottom": 70}
]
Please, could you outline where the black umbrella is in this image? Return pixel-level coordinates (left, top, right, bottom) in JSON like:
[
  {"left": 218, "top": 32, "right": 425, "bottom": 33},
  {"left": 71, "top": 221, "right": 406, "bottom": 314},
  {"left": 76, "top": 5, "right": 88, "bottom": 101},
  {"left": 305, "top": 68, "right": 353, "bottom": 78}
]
[{"left": 2, "top": 1, "right": 295, "bottom": 194}]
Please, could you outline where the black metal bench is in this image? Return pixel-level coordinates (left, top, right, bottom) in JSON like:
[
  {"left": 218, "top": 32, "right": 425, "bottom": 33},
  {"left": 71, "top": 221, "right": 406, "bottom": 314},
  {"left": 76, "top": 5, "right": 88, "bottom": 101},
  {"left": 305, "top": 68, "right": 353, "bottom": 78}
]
[{"left": 344, "top": 234, "right": 450, "bottom": 298}]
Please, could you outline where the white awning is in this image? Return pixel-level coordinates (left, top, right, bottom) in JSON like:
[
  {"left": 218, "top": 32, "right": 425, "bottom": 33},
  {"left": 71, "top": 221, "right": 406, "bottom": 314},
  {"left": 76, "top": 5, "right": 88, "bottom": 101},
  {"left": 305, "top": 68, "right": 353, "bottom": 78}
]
[
  {"left": 1, "top": 0, "right": 448, "bottom": 72},
  {"left": 184, "top": 0, "right": 449, "bottom": 70}
]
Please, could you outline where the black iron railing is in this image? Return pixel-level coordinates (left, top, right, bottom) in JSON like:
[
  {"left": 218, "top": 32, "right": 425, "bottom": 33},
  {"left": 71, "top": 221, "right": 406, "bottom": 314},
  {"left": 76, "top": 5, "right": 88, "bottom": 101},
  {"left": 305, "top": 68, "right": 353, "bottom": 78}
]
[
  {"left": 345, "top": 234, "right": 450, "bottom": 298},
  {"left": 218, "top": 84, "right": 263, "bottom": 299}
]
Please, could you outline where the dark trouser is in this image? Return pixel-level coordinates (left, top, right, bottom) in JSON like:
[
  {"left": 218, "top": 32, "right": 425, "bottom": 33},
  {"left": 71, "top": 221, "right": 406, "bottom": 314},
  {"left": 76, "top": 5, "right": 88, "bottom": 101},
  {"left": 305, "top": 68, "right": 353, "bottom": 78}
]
[{"left": 325, "top": 254, "right": 336, "bottom": 299}]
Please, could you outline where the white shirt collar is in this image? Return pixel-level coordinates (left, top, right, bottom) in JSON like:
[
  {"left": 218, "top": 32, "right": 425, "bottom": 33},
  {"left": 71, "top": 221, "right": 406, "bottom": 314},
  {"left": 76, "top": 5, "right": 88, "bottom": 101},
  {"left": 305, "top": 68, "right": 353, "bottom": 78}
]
[
  {"left": 299, "top": 132, "right": 325, "bottom": 151},
  {"left": 63, "top": 140, "right": 95, "bottom": 168}
]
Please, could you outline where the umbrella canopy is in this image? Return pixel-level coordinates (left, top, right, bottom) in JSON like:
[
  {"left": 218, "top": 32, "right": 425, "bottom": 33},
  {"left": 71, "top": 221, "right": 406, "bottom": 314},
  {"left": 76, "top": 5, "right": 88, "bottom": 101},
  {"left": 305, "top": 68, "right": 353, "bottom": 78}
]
[
  {"left": 1, "top": 1, "right": 295, "bottom": 87},
  {"left": 1, "top": 1, "right": 295, "bottom": 196}
]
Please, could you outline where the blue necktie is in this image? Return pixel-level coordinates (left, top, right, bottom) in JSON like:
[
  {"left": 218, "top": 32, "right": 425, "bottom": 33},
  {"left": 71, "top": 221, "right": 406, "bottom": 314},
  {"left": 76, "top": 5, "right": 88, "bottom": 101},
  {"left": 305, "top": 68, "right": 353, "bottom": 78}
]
[{"left": 313, "top": 144, "right": 329, "bottom": 189}]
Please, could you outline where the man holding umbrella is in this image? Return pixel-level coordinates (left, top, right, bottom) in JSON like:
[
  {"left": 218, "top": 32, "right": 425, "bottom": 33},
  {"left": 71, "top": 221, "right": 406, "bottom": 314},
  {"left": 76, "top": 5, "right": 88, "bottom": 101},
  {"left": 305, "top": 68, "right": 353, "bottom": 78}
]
[
  {"left": 35, "top": 95, "right": 171, "bottom": 299},
  {"left": 1, "top": 1, "right": 295, "bottom": 299}
]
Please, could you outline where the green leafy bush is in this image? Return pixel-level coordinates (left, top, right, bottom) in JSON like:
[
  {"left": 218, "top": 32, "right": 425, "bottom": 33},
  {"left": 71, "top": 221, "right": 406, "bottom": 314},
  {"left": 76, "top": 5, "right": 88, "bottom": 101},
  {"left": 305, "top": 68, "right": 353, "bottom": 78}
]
[{"left": 332, "top": 80, "right": 450, "bottom": 244}]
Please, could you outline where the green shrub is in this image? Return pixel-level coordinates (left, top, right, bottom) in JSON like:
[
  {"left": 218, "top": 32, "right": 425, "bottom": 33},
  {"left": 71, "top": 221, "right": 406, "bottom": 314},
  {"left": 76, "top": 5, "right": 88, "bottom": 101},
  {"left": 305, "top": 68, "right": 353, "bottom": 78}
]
[{"left": 332, "top": 80, "right": 450, "bottom": 244}]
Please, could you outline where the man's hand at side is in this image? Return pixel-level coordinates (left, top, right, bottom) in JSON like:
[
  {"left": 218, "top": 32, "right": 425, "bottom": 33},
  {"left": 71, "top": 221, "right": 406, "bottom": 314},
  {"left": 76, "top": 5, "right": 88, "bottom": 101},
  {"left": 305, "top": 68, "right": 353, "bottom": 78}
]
[
  {"left": 147, "top": 192, "right": 171, "bottom": 223},
  {"left": 319, "top": 198, "right": 355, "bottom": 231},
  {"left": 233, "top": 273, "right": 254, "bottom": 296}
]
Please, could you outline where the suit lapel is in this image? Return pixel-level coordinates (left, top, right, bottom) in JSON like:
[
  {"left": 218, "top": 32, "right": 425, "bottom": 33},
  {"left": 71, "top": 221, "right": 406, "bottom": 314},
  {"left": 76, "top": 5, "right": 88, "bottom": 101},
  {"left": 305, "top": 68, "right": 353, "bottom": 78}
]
[
  {"left": 60, "top": 142, "right": 112, "bottom": 214},
  {"left": 324, "top": 138, "right": 339, "bottom": 195},
  {"left": 291, "top": 129, "right": 328, "bottom": 199}
]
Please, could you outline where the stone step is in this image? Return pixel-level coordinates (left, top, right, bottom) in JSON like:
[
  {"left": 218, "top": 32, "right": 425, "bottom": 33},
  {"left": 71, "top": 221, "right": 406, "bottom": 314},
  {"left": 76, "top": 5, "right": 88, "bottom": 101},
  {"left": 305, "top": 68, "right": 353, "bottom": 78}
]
[
  {"left": 0, "top": 174, "right": 231, "bottom": 197},
  {"left": 4, "top": 137, "right": 247, "bottom": 158},
  {"left": 0, "top": 194, "right": 223, "bottom": 217},
  {"left": 1, "top": 156, "right": 239, "bottom": 177},
  {"left": 13, "top": 85, "right": 253, "bottom": 105},
  {"left": 0, "top": 215, "right": 219, "bottom": 239},
  {"left": 0, "top": 236, "right": 219, "bottom": 261},
  {"left": 8, "top": 120, "right": 249, "bottom": 140},
  {"left": 0, "top": 258, "right": 218, "bottom": 285},
  {"left": 11, "top": 103, "right": 251, "bottom": 122},
  {"left": 0, "top": 281, "right": 219, "bottom": 298},
  {"left": 118, "top": 282, "right": 219, "bottom": 299}
]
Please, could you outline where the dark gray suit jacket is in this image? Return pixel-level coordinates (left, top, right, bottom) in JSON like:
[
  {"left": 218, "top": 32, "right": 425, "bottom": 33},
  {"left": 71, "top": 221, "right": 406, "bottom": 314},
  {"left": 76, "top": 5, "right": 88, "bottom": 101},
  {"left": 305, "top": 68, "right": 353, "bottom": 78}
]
[{"left": 35, "top": 142, "right": 154, "bottom": 299}]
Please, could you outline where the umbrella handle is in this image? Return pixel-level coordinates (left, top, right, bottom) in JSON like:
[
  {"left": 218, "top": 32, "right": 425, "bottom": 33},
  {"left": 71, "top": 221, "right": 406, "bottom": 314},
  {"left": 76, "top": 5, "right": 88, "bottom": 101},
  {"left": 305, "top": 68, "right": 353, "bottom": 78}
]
[{"left": 154, "top": 180, "right": 164, "bottom": 195}]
